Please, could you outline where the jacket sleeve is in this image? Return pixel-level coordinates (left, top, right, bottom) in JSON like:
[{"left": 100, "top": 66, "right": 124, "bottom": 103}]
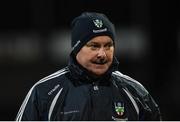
[
  {"left": 15, "top": 86, "right": 40, "bottom": 121},
  {"left": 139, "top": 93, "right": 162, "bottom": 120},
  {"left": 112, "top": 71, "right": 162, "bottom": 120}
]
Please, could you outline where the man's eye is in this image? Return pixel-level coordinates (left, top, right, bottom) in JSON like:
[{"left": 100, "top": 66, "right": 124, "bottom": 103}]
[
  {"left": 90, "top": 45, "right": 100, "bottom": 50},
  {"left": 86, "top": 44, "right": 100, "bottom": 49},
  {"left": 107, "top": 44, "right": 113, "bottom": 47},
  {"left": 91, "top": 45, "right": 99, "bottom": 48},
  {"left": 105, "top": 43, "right": 113, "bottom": 49}
]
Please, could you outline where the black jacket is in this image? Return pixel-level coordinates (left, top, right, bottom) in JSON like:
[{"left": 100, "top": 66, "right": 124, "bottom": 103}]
[{"left": 15, "top": 57, "right": 161, "bottom": 121}]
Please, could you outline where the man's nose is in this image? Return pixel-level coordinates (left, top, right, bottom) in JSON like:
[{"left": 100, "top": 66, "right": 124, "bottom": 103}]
[{"left": 97, "top": 48, "right": 106, "bottom": 58}]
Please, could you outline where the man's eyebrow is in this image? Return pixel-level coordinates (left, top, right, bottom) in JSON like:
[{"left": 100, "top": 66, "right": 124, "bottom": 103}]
[
  {"left": 86, "top": 40, "right": 113, "bottom": 45},
  {"left": 86, "top": 42, "right": 99, "bottom": 45}
]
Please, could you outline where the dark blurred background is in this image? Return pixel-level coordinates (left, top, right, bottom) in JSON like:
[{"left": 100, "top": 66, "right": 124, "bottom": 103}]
[{"left": 0, "top": 0, "right": 179, "bottom": 120}]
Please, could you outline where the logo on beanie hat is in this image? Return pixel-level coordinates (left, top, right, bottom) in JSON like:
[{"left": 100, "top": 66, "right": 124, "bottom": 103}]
[
  {"left": 93, "top": 19, "right": 103, "bottom": 28},
  {"left": 93, "top": 19, "right": 108, "bottom": 33}
]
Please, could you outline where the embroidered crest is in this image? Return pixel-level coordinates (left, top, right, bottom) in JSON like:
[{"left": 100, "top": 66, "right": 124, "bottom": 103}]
[
  {"left": 114, "top": 102, "right": 125, "bottom": 116},
  {"left": 93, "top": 19, "right": 103, "bottom": 28}
]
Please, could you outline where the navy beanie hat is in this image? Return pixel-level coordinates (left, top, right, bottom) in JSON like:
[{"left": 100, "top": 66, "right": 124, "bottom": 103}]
[{"left": 71, "top": 12, "right": 116, "bottom": 56}]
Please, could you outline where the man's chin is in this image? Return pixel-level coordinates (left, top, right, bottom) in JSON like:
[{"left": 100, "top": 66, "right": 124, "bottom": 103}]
[{"left": 91, "top": 69, "right": 107, "bottom": 76}]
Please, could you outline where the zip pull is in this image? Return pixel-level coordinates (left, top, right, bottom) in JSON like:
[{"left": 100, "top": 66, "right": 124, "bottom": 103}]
[
  {"left": 93, "top": 85, "right": 99, "bottom": 90},
  {"left": 92, "top": 82, "right": 99, "bottom": 90}
]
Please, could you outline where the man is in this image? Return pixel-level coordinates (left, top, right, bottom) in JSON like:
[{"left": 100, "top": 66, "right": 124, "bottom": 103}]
[{"left": 16, "top": 12, "right": 161, "bottom": 121}]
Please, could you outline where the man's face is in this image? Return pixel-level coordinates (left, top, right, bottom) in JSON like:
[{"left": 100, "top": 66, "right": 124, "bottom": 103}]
[{"left": 76, "top": 36, "right": 114, "bottom": 76}]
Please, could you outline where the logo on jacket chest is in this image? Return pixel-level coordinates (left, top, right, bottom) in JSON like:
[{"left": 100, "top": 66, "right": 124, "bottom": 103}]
[
  {"left": 112, "top": 102, "right": 128, "bottom": 121},
  {"left": 114, "top": 102, "right": 124, "bottom": 116}
]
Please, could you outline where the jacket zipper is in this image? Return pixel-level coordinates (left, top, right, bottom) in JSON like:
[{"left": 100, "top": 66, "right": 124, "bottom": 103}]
[{"left": 91, "top": 82, "right": 99, "bottom": 120}]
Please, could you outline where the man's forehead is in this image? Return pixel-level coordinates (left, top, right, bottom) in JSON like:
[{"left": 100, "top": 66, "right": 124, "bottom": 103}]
[{"left": 87, "top": 36, "right": 113, "bottom": 44}]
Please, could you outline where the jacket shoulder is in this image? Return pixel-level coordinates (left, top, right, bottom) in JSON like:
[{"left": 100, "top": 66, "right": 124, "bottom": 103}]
[
  {"left": 112, "top": 71, "right": 149, "bottom": 97},
  {"left": 25, "top": 67, "right": 69, "bottom": 102},
  {"left": 15, "top": 67, "right": 70, "bottom": 121},
  {"left": 34, "top": 67, "right": 69, "bottom": 94}
]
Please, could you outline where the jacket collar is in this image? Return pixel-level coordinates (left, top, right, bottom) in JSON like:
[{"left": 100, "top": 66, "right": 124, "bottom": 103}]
[{"left": 68, "top": 53, "right": 119, "bottom": 85}]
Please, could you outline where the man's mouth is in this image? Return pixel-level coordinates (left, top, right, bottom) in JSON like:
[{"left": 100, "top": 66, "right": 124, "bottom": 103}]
[{"left": 92, "top": 59, "right": 108, "bottom": 65}]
